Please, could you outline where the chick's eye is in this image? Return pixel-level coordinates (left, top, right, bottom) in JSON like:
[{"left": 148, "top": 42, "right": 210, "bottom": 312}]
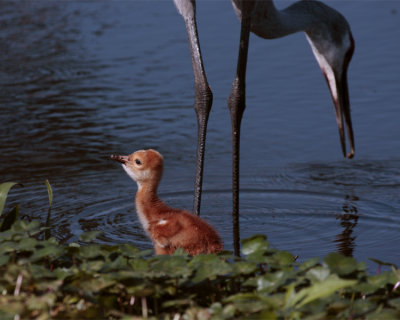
[{"left": 135, "top": 159, "right": 142, "bottom": 165}]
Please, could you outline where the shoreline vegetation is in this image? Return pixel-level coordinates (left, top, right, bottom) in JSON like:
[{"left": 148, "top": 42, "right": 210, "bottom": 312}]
[{"left": 1, "top": 182, "right": 399, "bottom": 319}]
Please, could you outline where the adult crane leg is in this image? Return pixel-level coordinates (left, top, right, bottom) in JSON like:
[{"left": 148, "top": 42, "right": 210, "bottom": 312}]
[
  {"left": 174, "top": 0, "right": 213, "bottom": 216},
  {"left": 228, "top": 0, "right": 255, "bottom": 257}
]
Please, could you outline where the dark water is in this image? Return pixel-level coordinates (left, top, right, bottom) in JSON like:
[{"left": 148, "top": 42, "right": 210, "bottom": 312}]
[{"left": 1, "top": 1, "right": 400, "bottom": 269}]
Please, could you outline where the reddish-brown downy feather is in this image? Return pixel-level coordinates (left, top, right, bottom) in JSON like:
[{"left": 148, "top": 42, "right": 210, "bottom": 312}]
[{"left": 112, "top": 149, "right": 223, "bottom": 255}]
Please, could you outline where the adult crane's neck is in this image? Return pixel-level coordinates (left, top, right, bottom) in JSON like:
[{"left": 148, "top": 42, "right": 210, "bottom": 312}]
[{"left": 236, "top": 0, "right": 312, "bottom": 40}]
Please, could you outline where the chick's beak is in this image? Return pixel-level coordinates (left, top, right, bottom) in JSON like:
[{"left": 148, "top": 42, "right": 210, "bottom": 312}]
[{"left": 111, "top": 154, "right": 129, "bottom": 164}]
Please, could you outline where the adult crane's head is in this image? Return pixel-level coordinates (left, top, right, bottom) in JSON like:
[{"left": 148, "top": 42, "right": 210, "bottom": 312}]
[
  {"left": 307, "top": 31, "right": 355, "bottom": 159},
  {"left": 302, "top": 11, "right": 355, "bottom": 159},
  {"left": 244, "top": 0, "right": 356, "bottom": 159}
]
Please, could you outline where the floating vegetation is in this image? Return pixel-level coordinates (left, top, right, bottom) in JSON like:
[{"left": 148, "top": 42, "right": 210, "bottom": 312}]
[{"left": 0, "top": 182, "right": 399, "bottom": 319}]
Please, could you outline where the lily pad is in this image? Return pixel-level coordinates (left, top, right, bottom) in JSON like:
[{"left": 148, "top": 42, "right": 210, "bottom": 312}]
[
  {"left": 30, "top": 244, "right": 63, "bottom": 262},
  {"left": 151, "top": 255, "right": 191, "bottom": 278},
  {"left": 306, "top": 266, "right": 330, "bottom": 283},
  {"left": 324, "top": 252, "right": 358, "bottom": 276},
  {"left": 79, "top": 230, "right": 102, "bottom": 242},
  {"left": 224, "top": 292, "right": 277, "bottom": 313},
  {"left": 287, "top": 274, "right": 357, "bottom": 308},
  {"left": 189, "top": 254, "right": 232, "bottom": 283},
  {"left": 299, "top": 257, "right": 320, "bottom": 272},
  {"left": 241, "top": 234, "right": 269, "bottom": 255}
]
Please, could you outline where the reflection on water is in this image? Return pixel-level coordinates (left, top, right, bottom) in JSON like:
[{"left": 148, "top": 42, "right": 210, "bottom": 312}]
[
  {"left": 335, "top": 195, "right": 359, "bottom": 257},
  {"left": 1, "top": 1, "right": 400, "bottom": 269}
]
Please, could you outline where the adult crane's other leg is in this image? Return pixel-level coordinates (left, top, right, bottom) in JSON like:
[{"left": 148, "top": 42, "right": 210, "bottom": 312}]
[
  {"left": 228, "top": 0, "right": 255, "bottom": 257},
  {"left": 174, "top": 0, "right": 213, "bottom": 216}
]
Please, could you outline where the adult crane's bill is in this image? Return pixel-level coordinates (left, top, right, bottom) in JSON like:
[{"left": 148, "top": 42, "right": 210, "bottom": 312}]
[{"left": 307, "top": 33, "right": 355, "bottom": 159}]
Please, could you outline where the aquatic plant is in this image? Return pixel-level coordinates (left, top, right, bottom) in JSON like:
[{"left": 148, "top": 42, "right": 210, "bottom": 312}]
[{"left": 0, "top": 182, "right": 399, "bottom": 319}]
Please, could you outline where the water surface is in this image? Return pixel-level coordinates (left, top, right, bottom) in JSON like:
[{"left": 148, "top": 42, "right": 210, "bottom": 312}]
[{"left": 1, "top": 1, "right": 400, "bottom": 270}]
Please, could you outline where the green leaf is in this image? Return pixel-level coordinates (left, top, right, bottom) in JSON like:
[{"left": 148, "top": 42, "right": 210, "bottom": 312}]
[
  {"left": 78, "top": 276, "right": 116, "bottom": 293},
  {"left": 299, "top": 257, "right": 320, "bottom": 272},
  {"left": 0, "top": 240, "right": 20, "bottom": 253},
  {"left": 368, "top": 271, "right": 397, "bottom": 288},
  {"left": 1, "top": 214, "right": 399, "bottom": 319},
  {"left": 79, "top": 244, "right": 104, "bottom": 259},
  {"left": 45, "top": 180, "right": 53, "bottom": 208},
  {"left": 17, "top": 237, "right": 38, "bottom": 251},
  {"left": 189, "top": 254, "right": 232, "bottom": 283},
  {"left": 18, "top": 220, "right": 41, "bottom": 234},
  {"left": 0, "top": 182, "right": 22, "bottom": 216},
  {"left": 44, "top": 180, "right": 53, "bottom": 240},
  {"left": 151, "top": 255, "right": 191, "bottom": 278},
  {"left": 27, "top": 292, "right": 57, "bottom": 311},
  {"left": 103, "top": 255, "right": 129, "bottom": 271},
  {"left": 224, "top": 293, "right": 278, "bottom": 313},
  {"left": 162, "top": 298, "right": 193, "bottom": 308},
  {"left": 287, "top": 274, "right": 357, "bottom": 308},
  {"left": 353, "top": 282, "right": 380, "bottom": 295},
  {"left": 79, "top": 230, "right": 102, "bottom": 242},
  {"left": 81, "top": 260, "right": 105, "bottom": 272},
  {"left": 351, "top": 299, "right": 377, "bottom": 315},
  {"left": 269, "top": 251, "right": 294, "bottom": 267},
  {"left": 129, "top": 258, "right": 149, "bottom": 273},
  {"left": 365, "top": 308, "right": 400, "bottom": 320},
  {"left": 388, "top": 297, "right": 400, "bottom": 310},
  {"left": 0, "top": 255, "right": 9, "bottom": 267},
  {"left": 369, "top": 258, "right": 397, "bottom": 268},
  {"left": 0, "top": 205, "right": 19, "bottom": 232},
  {"left": 241, "top": 234, "right": 269, "bottom": 255},
  {"left": 119, "top": 243, "right": 140, "bottom": 258},
  {"left": 30, "top": 244, "right": 63, "bottom": 262},
  {"left": 306, "top": 266, "right": 330, "bottom": 283},
  {"left": 0, "top": 300, "right": 25, "bottom": 316},
  {"left": 53, "top": 268, "right": 74, "bottom": 280},
  {"left": 324, "top": 252, "right": 358, "bottom": 276},
  {"left": 232, "top": 261, "right": 258, "bottom": 275},
  {"left": 29, "top": 264, "right": 58, "bottom": 280},
  {"left": 210, "top": 302, "right": 237, "bottom": 319},
  {"left": 255, "top": 271, "right": 288, "bottom": 293}
]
